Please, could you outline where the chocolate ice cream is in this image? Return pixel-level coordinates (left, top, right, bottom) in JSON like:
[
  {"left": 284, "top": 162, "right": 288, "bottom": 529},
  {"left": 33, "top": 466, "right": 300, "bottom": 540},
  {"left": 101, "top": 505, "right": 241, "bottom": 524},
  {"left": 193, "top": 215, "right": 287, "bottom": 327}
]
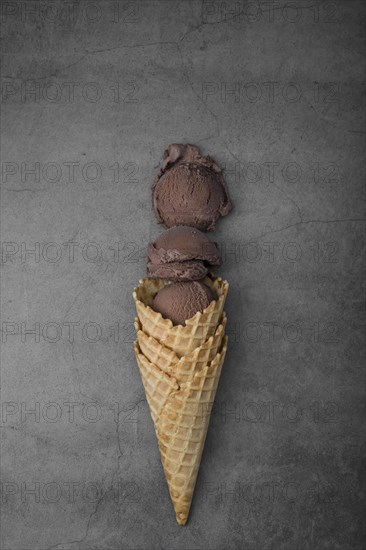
[
  {"left": 151, "top": 281, "right": 217, "bottom": 326},
  {"left": 147, "top": 225, "right": 221, "bottom": 281},
  {"left": 152, "top": 144, "right": 232, "bottom": 231}
]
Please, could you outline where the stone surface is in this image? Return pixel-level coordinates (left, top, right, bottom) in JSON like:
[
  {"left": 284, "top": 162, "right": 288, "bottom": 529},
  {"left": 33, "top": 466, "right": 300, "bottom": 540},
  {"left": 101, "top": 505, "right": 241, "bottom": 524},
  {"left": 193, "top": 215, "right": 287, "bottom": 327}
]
[{"left": 1, "top": 1, "right": 365, "bottom": 549}]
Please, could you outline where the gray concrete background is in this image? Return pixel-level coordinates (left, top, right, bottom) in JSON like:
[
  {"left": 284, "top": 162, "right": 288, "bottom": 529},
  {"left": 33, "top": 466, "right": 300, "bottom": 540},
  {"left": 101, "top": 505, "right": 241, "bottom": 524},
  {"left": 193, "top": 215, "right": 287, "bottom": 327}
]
[{"left": 1, "top": 1, "right": 365, "bottom": 549}]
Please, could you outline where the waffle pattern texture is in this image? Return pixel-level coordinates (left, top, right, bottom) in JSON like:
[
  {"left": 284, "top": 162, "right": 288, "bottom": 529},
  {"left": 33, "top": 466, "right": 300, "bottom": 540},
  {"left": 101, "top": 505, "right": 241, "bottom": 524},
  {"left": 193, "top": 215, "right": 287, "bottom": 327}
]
[{"left": 133, "top": 276, "right": 229, "bottom": 525}]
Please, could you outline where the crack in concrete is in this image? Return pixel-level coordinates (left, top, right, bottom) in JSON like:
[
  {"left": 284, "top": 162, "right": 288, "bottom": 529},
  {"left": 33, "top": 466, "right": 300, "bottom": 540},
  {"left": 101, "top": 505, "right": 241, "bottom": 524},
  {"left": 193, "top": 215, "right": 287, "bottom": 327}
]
[
  {"left": 47, "top": 395, "right": 146, "bottom": 549},
  {"left": 47, "top": 495, "right": 104, "bottom": 550},
  {"left": 179, "top": 1, "right": 327, "bottom": 43},
  {"left": 271, "top": 181, "right": 303, "bottom": 223}
]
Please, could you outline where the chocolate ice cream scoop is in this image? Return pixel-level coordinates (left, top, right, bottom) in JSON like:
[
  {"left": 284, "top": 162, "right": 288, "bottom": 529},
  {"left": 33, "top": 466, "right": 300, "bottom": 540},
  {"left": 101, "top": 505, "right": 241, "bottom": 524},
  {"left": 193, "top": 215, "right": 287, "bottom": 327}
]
[
  {"left": 151, "top": 281, "right": 217, "bottom": 326},
  {"left": 152, "top": 144, "right": 232, "bottom": 231},
  {"left": 147, "top": 225, "right": 221, "bottom": 281}
]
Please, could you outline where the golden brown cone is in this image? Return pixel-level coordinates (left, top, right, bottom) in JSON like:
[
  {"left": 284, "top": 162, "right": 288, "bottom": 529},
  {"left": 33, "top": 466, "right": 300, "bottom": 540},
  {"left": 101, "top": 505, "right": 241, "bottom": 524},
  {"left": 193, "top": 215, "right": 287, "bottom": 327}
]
[{"left": 134, "top": 336, "right": 228, "bottom": 525}]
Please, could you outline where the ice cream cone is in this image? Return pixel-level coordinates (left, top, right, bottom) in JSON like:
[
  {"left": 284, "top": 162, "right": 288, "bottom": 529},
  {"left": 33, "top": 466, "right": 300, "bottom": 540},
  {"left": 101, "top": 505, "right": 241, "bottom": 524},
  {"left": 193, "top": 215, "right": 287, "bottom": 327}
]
[
  {"left": 133, "top": 276, "right": 228, "bottom": 356},
  {"left": 134, "top": 334, "right": 228, "bottom": 525},
  {"left": 131, "top": 143, "right": 232, "bottom": 525}
]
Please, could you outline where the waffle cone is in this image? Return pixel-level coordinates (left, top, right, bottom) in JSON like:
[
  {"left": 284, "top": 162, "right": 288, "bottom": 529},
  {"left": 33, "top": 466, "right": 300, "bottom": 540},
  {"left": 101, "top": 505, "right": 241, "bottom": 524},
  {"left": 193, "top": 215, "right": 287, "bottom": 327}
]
[
  {"left": 134, "top": 314, "right": 227, "bottom": 383},
  {"left": 134, "top": 335, "right": 228, "bottom": 525},
  {"left": 134, "top": 342, "right": 179, "bottom": 424},
  {"left": 133, "top": 276, "right": 229, "bottom": 356}
]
